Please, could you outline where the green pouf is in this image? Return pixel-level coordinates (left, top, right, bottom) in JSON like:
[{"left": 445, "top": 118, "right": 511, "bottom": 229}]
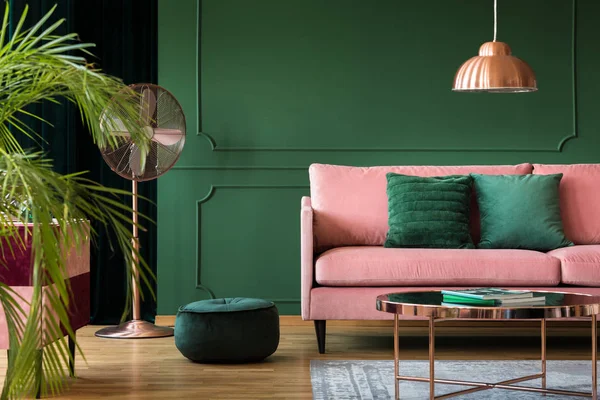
[{"left": 174, "top": 298, "right": 280, "bottom": 363}]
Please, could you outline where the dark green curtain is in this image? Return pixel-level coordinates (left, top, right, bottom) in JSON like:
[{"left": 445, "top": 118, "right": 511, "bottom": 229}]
[{"left": 7, "top": 0, "right": 158, "bottom": 324}]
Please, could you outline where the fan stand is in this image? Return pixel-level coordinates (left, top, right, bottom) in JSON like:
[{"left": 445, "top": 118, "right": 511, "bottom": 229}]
[{"left": 95, "top": 181, "right": 174, "bottom": 339}]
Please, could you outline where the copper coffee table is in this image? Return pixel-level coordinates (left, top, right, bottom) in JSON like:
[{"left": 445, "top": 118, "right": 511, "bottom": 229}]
[{"left": 377, "top": 290, "right": 600, "bottom": 399}]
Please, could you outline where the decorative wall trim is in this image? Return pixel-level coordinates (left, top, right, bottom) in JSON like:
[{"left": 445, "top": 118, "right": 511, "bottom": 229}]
[
  {"left": 195, "top": 185, "right": 308, "bottom": 297},
  {"left": 194, "top": 195, "right": 216, "bottom": 298},
  {"left": 195, "top": 192, "right": 208, "bottom": 295},
  {"left": 196, "top": 0, "right": 577, "bottom": 154},
  {"left": 558, "top": 0, "right": 579, "bottom": 152},
  {"left": 267, "top": 298, "right": 301, "bottom": 303},
  {"left": 172, "top": 165, "right": 306, "bottom": 170}
]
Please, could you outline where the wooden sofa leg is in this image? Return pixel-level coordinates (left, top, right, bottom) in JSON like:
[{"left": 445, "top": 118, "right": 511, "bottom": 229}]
[{"left": 314, "top": 320, "right": 326, "bottom": 354}]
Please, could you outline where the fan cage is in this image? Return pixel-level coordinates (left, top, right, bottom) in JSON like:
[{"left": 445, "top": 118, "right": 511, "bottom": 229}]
[{"left": 100, "top": 83, "right": 186, "bottom": 182}]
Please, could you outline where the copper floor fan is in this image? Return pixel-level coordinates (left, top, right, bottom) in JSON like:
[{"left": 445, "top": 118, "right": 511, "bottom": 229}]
[{"left": 95, "top": 83, "right": 186, "bottom": 338}]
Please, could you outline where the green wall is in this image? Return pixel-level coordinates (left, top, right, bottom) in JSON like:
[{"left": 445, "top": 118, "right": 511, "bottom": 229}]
[{"left": 157, "top": 0, "right": 600, "bottom": 315}]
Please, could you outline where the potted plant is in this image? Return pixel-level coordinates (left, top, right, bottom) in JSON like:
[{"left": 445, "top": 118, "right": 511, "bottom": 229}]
[{"left": 0, "top": 4, "right": 153, "bottom": 398}]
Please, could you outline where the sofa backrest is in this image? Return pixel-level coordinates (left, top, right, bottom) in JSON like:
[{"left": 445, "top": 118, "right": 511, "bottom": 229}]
[
  {"left": 534, "top": 164, "right": 600, "bottom": 245},
  {"left": 309, "top": 163, "right": 533, "bottom": 252}
]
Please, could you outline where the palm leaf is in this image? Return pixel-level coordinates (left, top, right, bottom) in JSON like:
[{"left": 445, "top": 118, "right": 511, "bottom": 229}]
[{"left": 0, "top": 4, "right": 155, "bottom": 398}]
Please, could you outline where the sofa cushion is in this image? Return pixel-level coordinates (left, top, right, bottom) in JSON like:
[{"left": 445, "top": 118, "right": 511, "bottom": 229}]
[
  {"left": 548, "top": 245, "right": 600, "bottom": 286},
  {"left": 314, "top": 246, "right": 561, "bottom": 286},
  {"left": 385, "top": 174, "right": 475, "bottom": 249},
  {"left": 533, "top": 164, "right": 600, "bottom": 244},
  {"left": 309, "top": 163, "right": 533, "bottom": 252},
  {"left": 472, "top": 173, "right": 572, "bottom": 251}
]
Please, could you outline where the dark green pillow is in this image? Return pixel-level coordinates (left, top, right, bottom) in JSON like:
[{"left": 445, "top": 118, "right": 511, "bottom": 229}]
[
  {"left": 471, "top": 173, "right": 572, "bottom": 251},
  {"left": 385, "top": 173, "right": 475, "bottom": 249}
]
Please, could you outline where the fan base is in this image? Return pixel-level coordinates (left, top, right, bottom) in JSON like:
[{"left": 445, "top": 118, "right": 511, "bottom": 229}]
[{"left": 95, "top": 320, "right": 174, "bottom": 339}]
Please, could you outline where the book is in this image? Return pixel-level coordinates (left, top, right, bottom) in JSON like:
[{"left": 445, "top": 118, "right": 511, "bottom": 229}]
[
  {"left": 442, "top": 302, "right": 492, "bottom": 307},
  {"left": 442, "top": 294, "right": 546, "bottom": 307},
  {"left": 441, "top": 295, "right": 497, "bottom": 306},
  {"left": 440, "top": 288, "right": 533, "bottom": 300},
  {"left": 497, "top": 297, "right": 546, "bottom": 306}
]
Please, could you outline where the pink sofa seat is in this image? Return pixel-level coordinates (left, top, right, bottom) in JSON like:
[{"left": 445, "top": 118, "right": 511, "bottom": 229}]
[
  {"left": 315, "top": 247, "right": 562, "bottom": 287},
  {"left": 548, "top": 245, "right": 600, "bottom": 286},
  {"left": 309, "top": 286, "right": 600, "bottom": 321}
]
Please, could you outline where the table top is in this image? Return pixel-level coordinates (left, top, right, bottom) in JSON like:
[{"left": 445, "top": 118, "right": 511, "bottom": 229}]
[{"left": 376, "top": 290, "right": 600, "bottom": 320}]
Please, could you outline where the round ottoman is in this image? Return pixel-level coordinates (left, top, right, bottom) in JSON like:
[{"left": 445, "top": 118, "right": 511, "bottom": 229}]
[{"left": 174, "top": 297, "right": 279, "bottom": 363}]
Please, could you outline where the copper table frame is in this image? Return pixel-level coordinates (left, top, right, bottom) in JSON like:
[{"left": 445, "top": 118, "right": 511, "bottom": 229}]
[{"left": 377, "top": 291, "right": 600, "bottom": 400}]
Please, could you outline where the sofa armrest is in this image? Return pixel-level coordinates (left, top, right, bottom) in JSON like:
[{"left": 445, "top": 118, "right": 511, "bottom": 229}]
[{"left": 301, "top": 196, "right": 314, "bottom": 320}]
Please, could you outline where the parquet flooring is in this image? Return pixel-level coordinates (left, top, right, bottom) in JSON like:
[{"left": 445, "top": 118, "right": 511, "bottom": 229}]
[{"left": 0, "top": 320, "right": 595, "bottom": 399}]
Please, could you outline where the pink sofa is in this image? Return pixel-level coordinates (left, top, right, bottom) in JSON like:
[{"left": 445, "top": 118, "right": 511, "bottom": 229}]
[{"left": 301, "top": 163, "right": 600, "bottom": 353}]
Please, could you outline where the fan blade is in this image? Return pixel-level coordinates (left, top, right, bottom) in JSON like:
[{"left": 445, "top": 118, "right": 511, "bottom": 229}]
[
  {"left": 152, "top": 128, "right": 184, "bottom": 146},
  {"left": 101, "top": 109, "right": 130, "bottom": 137},
  {"left": 129, "top": 144, "right": 147, "bottom": 177},
  {"left": 141, "top": 87, "right": 157, "bottom": 126}
]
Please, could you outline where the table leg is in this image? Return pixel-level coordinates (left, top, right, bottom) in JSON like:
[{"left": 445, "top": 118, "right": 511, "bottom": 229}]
[
  {"left": 593, "top": 314, "right": 597, "bottom": 400},
  {"left": 429, "top": 316, "right": 435, "bottom": 400},
  {"left": 541, "top": 318, "right": 546, "bottom": 395},
  {"left": 394, "top": 313, "right": 399, "bottom": 399}
]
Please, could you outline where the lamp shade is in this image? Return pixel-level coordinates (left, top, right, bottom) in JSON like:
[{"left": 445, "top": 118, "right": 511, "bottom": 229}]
[{"left": 452, "top": 42, "right": 537, "bottom": 93}]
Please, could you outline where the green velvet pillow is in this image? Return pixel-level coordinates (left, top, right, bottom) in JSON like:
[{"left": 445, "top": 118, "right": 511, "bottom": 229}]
[
  {"left": 471, "top": 173, "right": 572, "bottom": 251},
  {"left": 384, "top": 173, "right": 475, "bottom": 249}
]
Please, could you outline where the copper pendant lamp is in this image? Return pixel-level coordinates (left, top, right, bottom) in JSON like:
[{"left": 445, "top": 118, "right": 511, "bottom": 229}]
[{"left": 453, "top": 0, "right": 537, "bottom": 93}]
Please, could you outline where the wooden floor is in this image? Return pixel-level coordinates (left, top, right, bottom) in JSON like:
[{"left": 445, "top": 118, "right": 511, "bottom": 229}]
[{"left": 0, "top": 321, "right": 596, "bottom": 399}]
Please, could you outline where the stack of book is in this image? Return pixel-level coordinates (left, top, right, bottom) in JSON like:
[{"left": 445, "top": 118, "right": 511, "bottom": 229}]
[{"left": 441, "top": 288, "right": 546, "bottom": 306}]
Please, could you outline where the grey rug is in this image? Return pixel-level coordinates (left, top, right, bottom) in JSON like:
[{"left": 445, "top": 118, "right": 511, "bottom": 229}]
[{"left": 311, "top": 360, "right": 598, "bottom": 399}]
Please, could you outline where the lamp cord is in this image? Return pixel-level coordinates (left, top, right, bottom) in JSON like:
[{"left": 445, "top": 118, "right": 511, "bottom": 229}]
[{"left": 493, "top": 0, "right": 497, "bottom": 42}]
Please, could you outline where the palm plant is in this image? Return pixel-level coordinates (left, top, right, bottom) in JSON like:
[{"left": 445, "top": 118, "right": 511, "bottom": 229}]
[{"left": 0, "top": 4, "right": 154, "bottom": 399}]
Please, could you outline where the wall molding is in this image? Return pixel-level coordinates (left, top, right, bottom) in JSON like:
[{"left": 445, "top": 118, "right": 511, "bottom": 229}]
[
  {"left": 268, "top": 298, "right": 301, "bottom": 303},
  {"left": 196, "top": 0, "right": 577, "bottom": 154},
  {"left": 558, "top": 0, "right": 579, "bottom": 152},
  {"left": 194, "top": 191, "right": 216, "bottom": 298},
  {"left": 195, "top": 185, "right": 308, "bottom": 298},
  {"left": 172, "top": 165, "right": 306, "bottom": 170}
]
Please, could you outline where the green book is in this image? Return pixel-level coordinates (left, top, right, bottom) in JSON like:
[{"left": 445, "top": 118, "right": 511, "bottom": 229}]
[
  {"left": 441, "top": 288, "right": 532, "bottom": 300},
  {"left": 442, "top": 294, "right": 497, "bottom": 306}
]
